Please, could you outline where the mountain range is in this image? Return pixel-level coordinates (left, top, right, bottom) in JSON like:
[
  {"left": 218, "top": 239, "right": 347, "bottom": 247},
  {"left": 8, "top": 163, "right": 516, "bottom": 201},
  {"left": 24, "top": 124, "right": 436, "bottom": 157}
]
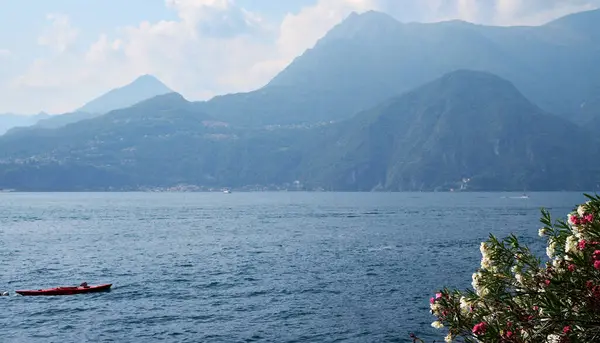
[
  {"left": 1, "top": 69, "right": 599, "bottom": 191},
  {"left": 191, "top": 9, "right": 600, "bottom": 126},
  {"left": 1, "top": 9, "right": 600, "bottom": 191},
  {"left": 0, "top": 75, "right": 173, "bottom": 133},
  {"left": 0, "top": 112, "right": 50, "bottom": 135}
]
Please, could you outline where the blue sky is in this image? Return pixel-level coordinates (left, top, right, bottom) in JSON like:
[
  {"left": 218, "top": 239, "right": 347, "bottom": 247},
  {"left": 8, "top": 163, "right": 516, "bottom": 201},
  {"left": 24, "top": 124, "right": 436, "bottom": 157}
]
[{"left": 1, "top": 0, "right": 598, "bottom": 114}]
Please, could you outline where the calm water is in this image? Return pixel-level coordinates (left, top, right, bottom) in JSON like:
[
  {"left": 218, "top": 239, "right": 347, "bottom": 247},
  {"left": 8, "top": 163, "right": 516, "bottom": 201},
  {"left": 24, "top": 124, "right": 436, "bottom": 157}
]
[{"left": 0, "top": 192, "right": 589, "bottom": 342}]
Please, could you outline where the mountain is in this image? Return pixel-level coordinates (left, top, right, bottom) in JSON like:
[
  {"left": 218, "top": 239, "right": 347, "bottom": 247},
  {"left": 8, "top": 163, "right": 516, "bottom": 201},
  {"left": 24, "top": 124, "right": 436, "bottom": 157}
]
[
  {"left": 197, "top": 9, "right": 600, "bottom": 126},
  {"left": 0, "top": 92, "right": 304, "bottom": 191},
  {"left": 78, "top": 74, "right": 173, "bottom": 114},
  {"left": 26, "top": 75, "right": 173, "bottom": 130},
  {"left": 0, "top": 112, "right": 50, "bottom": 135},
  {"left": 297, "top": 70, "right": 600, "bottom": 191},
  {"left": 0, "top": 70, "right": 598, "bottom": 191}
]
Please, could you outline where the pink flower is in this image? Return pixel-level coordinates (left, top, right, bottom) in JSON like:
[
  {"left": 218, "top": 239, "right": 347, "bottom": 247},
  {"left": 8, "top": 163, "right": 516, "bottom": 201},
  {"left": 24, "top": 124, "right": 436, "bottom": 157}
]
[
  {"left": 578, "top": 240, "right": 587, "bottom": 250},
  {"left": 568, "top": 264, "right": 576, "bottom": 272},
  {"left": 594, "top": 261, "right": 600, "bottom": 270},
  {"left": 563, "top": 326, "right": 572, "bottom": 334},
  {"left": 429, "top": 297, "right": 435, "bottom": 304},
  {"left": 472, "top": 322, "right": 487, "bottom": 335},
  {"left": 593, "top": 250, "right": 600, "bottom": 260},
  {"left": 435, "top": 292, "right": 442, "bottom": 299},
  {"left": 585, "top": 214, "right": 594, "bottom": 223},
  {"left": 544, "top": 279, "right": 551, "bottom": 286},
  {"left": 586, "top": 281, "right": 594, "bottom": 289},
  {"left": 532, "top": 306, "right": 539, "bottom": 311}
]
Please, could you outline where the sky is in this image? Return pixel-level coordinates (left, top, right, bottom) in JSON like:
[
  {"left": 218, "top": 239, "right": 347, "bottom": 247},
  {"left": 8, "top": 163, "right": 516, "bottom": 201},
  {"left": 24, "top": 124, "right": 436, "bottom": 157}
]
[{"left": 1, "top": 0, "right": 599, "bottom": 114}]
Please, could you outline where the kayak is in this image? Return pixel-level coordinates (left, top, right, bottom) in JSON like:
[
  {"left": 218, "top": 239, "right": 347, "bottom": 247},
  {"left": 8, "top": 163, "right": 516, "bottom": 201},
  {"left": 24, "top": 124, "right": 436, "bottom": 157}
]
[{"left": 16, "top": 283, "right": 112, "bottom": 296}]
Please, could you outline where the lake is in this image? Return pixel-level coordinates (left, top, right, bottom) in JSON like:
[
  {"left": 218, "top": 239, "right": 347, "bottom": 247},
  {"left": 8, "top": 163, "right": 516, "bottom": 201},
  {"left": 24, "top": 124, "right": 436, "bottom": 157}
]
[{"left": 0, "top": 192, "right": 588, "bottom": 342}]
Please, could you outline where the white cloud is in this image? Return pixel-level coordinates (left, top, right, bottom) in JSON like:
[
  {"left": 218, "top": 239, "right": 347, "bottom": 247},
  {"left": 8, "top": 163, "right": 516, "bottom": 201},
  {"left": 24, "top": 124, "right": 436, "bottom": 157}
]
[
  {"left": 3, "top": 0, "right": 600, "bottom": 113},
  {"left": 491, "top": 0, "right": 600, "bottom": 25},
  {"left": 364, "top": 0, "right": 600, "bottom": 25},
  {"left": 37, "top": 13, "right": 79, "bottom": 53}
]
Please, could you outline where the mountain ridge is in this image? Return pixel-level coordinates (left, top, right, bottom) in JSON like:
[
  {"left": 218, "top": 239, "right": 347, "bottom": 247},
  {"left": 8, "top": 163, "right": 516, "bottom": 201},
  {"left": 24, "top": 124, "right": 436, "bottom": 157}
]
[
  {"left": 0, "top": 70, "right": 598, "bottom": 191},
  {"left": 23, "top": 75, "right": 174, "bottom": 130},
  {"left": 195, "top": 8, "right": 600, "bottom": 126}
]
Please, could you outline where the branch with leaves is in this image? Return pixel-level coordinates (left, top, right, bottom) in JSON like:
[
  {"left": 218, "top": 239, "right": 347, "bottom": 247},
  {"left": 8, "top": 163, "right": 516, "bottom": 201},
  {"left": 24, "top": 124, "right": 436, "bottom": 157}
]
[{"left": 411, "top": 194, "right": 600, "bottom": 343}]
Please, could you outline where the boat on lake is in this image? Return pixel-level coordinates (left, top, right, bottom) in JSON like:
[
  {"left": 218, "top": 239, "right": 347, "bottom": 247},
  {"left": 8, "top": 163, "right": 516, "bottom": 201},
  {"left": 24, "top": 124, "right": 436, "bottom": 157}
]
[{"left": 16, "top": 283, "right": 112, "bottom": 296}]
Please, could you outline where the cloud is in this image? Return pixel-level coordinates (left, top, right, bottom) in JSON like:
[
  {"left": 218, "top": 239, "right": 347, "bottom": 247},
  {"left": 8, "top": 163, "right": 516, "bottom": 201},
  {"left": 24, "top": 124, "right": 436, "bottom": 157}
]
[
  {"left": 378, "top": 0, "right": 600, "bottom": 25},
  {"left": 11, "top": 0, "right": 376, "bottom": 113},
  {"left": 491, "top": 0, "right": 600, "bottom": 25},
  {"left": 37, "top": 13, "right": 79, "bottom": 53},
  {"left": 4, "top": 0, "right": 600, "bottom": 113},
  {"left": 0, "top": 49, "right": 10, "bottom": 57}
]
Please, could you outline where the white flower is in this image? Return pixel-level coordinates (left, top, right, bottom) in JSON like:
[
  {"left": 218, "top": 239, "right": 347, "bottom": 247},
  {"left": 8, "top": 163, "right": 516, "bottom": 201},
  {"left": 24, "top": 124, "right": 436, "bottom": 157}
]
[
  {"left": 471, "top": 272, "right": 482, "bottom": 290},
  {"left": 431, "top": 321, "right": 444, "bottom": 329},
  {"left": 459, "top": 296, "right": 470, "bottom": 314},
  {"left": 445, "top": 333, "right": 453, "bottom": 342},
  {"left": 471, "top": 272, "right": 488, "bottom": 296},
  {"left": 481, "top": 256, "right": 492, "bottom": 269},
  {"left": 480, "top": 242, "right": 489, "bottom": 255},
  {"left": 546, "top": 240, "right": 557, "bottom": 258},
  {"left": 430, "top": 302, "right": 441, "bottom": 313},
  {"left": 515, "top": 273, "right": 524, "bottom": 285},
  {"left": 538, "top": 227, "right": 548, "bottom": 237},
  {"left": 565, "top": 235, "right": 578, "bottom": 254},
  {"left": 545, "top": 334, "right": 561, "bottom": 343},
  {"left": 480, "top": 242, "right": 495, "bottom": 270},
  {"left": 552, "top": 258, "right": 563, "bottom": 271}
]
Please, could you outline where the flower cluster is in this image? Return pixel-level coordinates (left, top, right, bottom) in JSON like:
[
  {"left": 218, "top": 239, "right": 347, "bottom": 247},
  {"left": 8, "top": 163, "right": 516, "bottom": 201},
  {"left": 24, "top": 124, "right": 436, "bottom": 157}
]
[{"left": 413, "top": 194, "right": 600, "bottom": 343}]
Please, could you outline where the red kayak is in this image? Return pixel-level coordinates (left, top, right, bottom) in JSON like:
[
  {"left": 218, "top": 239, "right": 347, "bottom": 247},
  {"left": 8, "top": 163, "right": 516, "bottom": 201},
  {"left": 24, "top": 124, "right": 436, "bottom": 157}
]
[{"left": 16, "top": 283, "right": 112, "bottom": 296}]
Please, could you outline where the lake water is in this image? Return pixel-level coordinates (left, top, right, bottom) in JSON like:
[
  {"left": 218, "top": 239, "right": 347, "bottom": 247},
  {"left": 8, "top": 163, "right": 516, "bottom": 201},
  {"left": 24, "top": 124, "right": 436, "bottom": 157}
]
[{"left": 0, "top": 192, "right": 588, "bottom": 342}]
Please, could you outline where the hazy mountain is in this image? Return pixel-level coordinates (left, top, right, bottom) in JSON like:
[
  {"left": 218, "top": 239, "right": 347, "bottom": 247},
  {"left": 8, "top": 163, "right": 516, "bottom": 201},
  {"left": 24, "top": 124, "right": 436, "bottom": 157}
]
[
  {"left": 26, "top": 75, "right": 173, "bottom": 130},
  {"left": 198, "top": 9, "right": 600, "bottom": 126},
  {"left": 0, "top": 71, "right": 598, "bottom": 191},
  {"left": 0, "top": 112, "right": 50, "bottom": 135},
  {"left": 78, "top": 74, "right": 173, "bottom": 114},
  {"left": 0, "top": 92, "right": 304, "bottom": 190},
  {"left": 298, "top": 70, "right": 600, "bottom": 191}
]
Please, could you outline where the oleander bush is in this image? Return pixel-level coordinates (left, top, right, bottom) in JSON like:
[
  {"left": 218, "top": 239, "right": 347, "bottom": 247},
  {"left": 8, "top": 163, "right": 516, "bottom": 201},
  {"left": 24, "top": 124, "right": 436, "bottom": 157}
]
[{"left": 412, "top": 194, "right": 600, "bottom": 343}]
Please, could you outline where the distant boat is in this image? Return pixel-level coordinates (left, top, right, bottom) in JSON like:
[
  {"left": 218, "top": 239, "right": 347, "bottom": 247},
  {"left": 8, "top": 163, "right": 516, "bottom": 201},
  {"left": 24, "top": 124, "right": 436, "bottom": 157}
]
[
  {"left": 508, "top": 193, "right": 529, "bottom": 199},
  {"left": 223, "top": 189, "right": 231, "bottom": 194}
]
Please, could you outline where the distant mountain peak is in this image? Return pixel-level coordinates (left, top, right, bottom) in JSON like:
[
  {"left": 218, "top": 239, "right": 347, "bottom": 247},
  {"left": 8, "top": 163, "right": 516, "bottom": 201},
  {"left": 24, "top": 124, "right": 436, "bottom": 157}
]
[
  {"left": 348, "top": 10, "right": 396, "bottom": 21},
  {"left": 545, "top": 8, "right": 600, "bottom": 28},
  {"left": 77, "top": 74, "right": 173, "bottom": 114},
  {"left": 317, "top": 10, "right": 402, "bottom": 43},
  {"left": 419, "top": 69, "right": 529, "bottom": 106},
  {"left": 131, "top": 74, "right": 164, "bottom": 85}
]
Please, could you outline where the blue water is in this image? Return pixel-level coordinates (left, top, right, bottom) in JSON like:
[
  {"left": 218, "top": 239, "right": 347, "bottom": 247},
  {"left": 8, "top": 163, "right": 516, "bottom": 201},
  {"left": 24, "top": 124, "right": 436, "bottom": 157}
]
[{"left": 0, "top": 192, "right": 588, "bottom": 342}]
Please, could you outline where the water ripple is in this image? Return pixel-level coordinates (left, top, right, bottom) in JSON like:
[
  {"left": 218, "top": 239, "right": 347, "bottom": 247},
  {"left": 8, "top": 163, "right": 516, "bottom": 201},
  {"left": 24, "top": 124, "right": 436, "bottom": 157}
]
[{"left": 0, "top": 192, "right": 585, "bottom": 342}]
